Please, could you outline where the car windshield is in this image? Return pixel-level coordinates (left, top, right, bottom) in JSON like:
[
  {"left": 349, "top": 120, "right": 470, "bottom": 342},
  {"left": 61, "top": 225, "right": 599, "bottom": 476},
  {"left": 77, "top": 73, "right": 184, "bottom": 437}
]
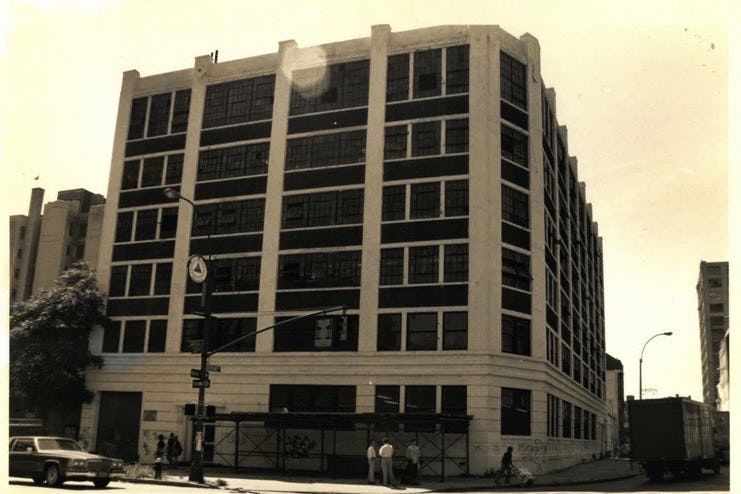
[{"left": 37, "top": 438, "right": 84, "bottom": 451}]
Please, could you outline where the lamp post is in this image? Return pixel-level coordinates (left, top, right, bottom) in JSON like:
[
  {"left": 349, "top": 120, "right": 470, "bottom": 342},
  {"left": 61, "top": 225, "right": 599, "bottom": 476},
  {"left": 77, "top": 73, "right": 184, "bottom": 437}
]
[
  {"left": 639, "top": 331, "right": 673, "bottom": 400},
  {"left": 164, "top": 187, "right": 211, "bottom": 483}
]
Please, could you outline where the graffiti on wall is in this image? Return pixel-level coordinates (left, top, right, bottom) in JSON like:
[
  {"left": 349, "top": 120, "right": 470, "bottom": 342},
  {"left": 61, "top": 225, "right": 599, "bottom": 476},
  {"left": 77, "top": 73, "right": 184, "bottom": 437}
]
[
  {"left": 284, "top": 434, "right": 316, "bottom": 458},
  {"left": 518, "top": 439, "right": 546, "bottom": 468}
]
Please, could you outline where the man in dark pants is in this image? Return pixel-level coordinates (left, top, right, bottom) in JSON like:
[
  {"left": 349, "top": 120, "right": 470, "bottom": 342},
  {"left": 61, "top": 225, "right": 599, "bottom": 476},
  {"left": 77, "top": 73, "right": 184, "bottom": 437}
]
[{"left": 497, "top": 446, "right": 514, "bottom": 484}]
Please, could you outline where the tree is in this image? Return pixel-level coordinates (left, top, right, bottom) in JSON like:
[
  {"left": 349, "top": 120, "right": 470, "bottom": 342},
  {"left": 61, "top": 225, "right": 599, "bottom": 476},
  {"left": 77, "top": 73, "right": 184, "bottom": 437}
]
[{"left": 10, "top": 262, "right": 107, "bottom": 421}]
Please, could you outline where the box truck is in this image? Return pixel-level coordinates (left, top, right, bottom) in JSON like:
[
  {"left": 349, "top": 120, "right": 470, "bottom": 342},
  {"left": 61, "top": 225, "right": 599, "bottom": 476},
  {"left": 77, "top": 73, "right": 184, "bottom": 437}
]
[{"left": 628, "top": 397, "right": 721, "bottom": 481}]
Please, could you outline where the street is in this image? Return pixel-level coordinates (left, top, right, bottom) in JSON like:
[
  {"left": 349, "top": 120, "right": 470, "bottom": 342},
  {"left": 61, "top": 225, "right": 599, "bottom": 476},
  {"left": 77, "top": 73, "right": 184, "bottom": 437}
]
[{"left": 6, "top": 468, "right": 730, "bottom": 494}]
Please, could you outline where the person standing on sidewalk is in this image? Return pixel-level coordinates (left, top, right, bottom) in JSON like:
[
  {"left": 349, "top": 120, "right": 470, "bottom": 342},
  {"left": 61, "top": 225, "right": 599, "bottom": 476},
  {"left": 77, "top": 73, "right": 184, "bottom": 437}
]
[
  {"left": 496, "top": 446, "right": 514, "bottom": 484},
  {"left": 366, "top": 440, "right": 378, "bottom": 484},
  {"left": 405, "top": 439, "right": 420, "bottom": 484},
  {"left": 379, "top": 438, "right": 396, "bottom": 486}
]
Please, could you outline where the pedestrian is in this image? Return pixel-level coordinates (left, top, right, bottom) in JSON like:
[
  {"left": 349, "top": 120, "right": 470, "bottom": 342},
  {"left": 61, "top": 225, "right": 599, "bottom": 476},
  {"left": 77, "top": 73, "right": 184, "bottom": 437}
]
[
  {"left": 378, "top": 437, "right": 396, "bottom": 486},
  {"left": 495, "top": 446, "right": 514, "bottom": 484},
  {"left": 405, "top": 439, "right": 420, "bottom": 484},
  {"left": 166, "top": 433, "right": 175, "bottom": 468},
  {"left": 366, "top": 440, "right": 377, "bottom": 484},
  {"left": 172, "top": 435, "right": 183, "bottom": 467},
  {"left": 155, "top": 434, "right": 166, "bottom": 459}
]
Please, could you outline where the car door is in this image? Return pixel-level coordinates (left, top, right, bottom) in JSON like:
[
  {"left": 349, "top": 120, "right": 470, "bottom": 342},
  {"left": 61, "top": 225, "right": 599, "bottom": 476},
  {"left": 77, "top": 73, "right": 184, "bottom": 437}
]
[{"left": 9, "top": 438, "right": 37, "bottom": 476}]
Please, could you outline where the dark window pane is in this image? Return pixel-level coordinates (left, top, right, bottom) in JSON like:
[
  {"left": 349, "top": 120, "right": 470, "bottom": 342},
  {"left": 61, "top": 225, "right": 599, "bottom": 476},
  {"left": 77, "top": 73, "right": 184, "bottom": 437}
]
[
  {"left": 128, "top": 98, "right": 147, "bottom": 140},
  {"left": 446, "top": 45, "right": 469, "bottom": 94},
  {"left": 380, "top": 248, "right": 404, "bottom": 286},
  {"left": 197, "top": 142, "right": 269, "bottom": 181},
  {"left": 387, "top": 54, "right": 410, "bottom": 102},
  {"left": 384, "top": 125, "right": 408, "bottom": 160},
  {"left": 148, "top": 320, "right": 167, "bottom": 353},
  {"left": 501, "top": 125, "right": 528, "bottom": 167},
  {"left": 407, "top": 312, "right": 437, "bottom": 351},
  {"left": 171, "top": 89, "right": 191, "bottom": 133},
  {"left": 147, "top": 93, "right": 171, "bottom": 137},
  {"left": 444, "top": 244, "right": 468, "bottom": 283},
  {"left": 501, "top": 387, "right": 531, "bottom": 435},
  {"left": 382, "top": 185, "right": 406, "bottom": 221},
  {"left": 153, "top": 263, "right": 172, "bottom": 295},
  {"left": 405, "top": 385, "right": 436, "bottom": 431},
  {"left": 109, "top": 266, "right": 128, "bottom": 297},
  {"left": 286, "top": 130, "right": 365, "bottom": 171},
  {"left": 135, "top": 209, "right": 158, "bottom": 241},
  {"left": 277, "top": 251, "right": 361, "bottom": 289},
  {"left": 409, "top": 245, "right": 439, "bottom": 284},
  {"left": 445, "top": 180, "right": 468, "bottom": 217},
  {"left": 165, "top": 154, "right": 184, "bottom": 185},
  {"left": 502, "top": 248, "right": 530, "bottom": 291},
  {"left": 443, "top": 312, "right": 467, "bottom": 350},
  {"left": 414, "top": 49, "right": 441, "bottom": 99},
  {"left": 377, "top": 313, "right": 401, "bottom": 351},
  {"left": 501, "top": 184, "right": 529, "bottom": 228},
  {"left": 122, "top": 320, "right": 146, "bottom": 353},
  {"left": 410, "top": 182, "right": 440, "bottom": 219},
  {"left": 375, "top": 385, "right": 400, "bottom": 413},
  {"left": 102, "top": 320, "right": 121, "bottom": 353},
  {"left": 159, "top": 207, "right": 178, "bottom": 239},
  {"left": 141, "top": 156, "right": 164, "bottom": 187},
  {"left": 115, "top": 211, "right": 133, "bottom": 243},
  {"left": 290, "top": 61, "right": 369, "bottom": 115},
  {"left": 500, "top": 52, "right": 527, "bottom": 110},
  {"left": 122, "top": 160, "right": 140, "bottom": 190},
  {"left": 204, "top": 75, "right": 275, "bottom": 127},
  {"left": 502, "top": 314, "right": 531, "bottom": 356},
  {"left": 192, "top": 199, "right": 265, "bottom": 236},
  {"left": 128, "top": 264, "right": 152, "bottom": 296},
  {"left": 445, "top": 118, "right": 468, "bottom": 154},
  {"left": 412, "top": 121, "right": 441, "bottom": 157},
  {"left": 441, "top": 384, "right": 467, "bottom": 432}
]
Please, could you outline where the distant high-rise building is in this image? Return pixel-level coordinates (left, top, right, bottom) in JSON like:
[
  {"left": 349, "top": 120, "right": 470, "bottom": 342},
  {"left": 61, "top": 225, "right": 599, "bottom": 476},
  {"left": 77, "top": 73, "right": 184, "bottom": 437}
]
[
  {"left": 8, "top": 187, "right": 106, "bottom": 304},
  {"left": 696, "top": 261, "right": 729, "bottom": 407},
  {"left": 605, "top": 354, "right": 625, "bottom": 453}
]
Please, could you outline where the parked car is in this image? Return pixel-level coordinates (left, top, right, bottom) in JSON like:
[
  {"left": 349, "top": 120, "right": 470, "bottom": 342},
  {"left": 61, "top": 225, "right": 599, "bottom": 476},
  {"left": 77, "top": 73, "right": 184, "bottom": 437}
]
[{"left": 9, "top": 436, "right": 125, "bottom": 488}]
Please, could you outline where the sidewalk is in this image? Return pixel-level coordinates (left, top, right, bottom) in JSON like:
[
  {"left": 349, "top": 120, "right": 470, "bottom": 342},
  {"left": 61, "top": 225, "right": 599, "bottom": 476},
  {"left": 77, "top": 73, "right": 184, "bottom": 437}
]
[{"left": 122, "top": 458, "right": 639, "bottom": 492}]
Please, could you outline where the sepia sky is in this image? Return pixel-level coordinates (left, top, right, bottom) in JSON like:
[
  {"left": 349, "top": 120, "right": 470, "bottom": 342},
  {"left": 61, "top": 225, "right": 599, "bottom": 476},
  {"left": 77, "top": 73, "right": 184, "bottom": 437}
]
[{"left": 1, "top": 0, "right": 737, "bottom": 401}]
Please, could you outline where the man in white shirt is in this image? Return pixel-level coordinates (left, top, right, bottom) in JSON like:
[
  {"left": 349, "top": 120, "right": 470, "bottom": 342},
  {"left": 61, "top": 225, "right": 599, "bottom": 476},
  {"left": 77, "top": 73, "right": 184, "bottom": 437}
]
[
  {"left": 405, "top": 439, "right": 420, "bottom": 484},
  {"left": 366, "top": 440, "right": 377, "bottom": 484},
  {"left": 378, "top": 438, "right": 395, "bottom": 485}
]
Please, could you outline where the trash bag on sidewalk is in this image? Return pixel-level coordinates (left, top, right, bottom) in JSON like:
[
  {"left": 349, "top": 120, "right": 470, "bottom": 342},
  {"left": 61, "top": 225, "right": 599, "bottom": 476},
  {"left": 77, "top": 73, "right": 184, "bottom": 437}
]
[{"left": 513, "top": 466, "right": 535, "bottom": 486}]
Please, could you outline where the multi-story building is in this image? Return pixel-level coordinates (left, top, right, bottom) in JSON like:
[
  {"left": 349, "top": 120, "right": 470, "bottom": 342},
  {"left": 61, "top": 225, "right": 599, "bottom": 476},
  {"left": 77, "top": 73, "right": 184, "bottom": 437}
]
[
  {"left": 82, "top": 25, "right": 607, "bottom": 475},
  {"left": 9, "top": 188, "right": 105, "bottom": 304},
  {"left": 716, "top": 328, "right": 729, "bottom": 411},
  {"left": 604, "top": 354, "right": 625, "bottom": 455},
  {"left": 696, "top": 261, "right": 729, "bottom": 407}
]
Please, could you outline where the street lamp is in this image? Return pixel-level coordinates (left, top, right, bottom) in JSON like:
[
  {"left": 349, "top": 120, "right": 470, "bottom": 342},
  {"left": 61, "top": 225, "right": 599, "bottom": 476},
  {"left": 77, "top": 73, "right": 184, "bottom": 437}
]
[
  {"left": 639, "top": 331, "right": 673, "bottom": 400},
  {"left": 164, "top": 187, "right": 212, "bottom": 483}
]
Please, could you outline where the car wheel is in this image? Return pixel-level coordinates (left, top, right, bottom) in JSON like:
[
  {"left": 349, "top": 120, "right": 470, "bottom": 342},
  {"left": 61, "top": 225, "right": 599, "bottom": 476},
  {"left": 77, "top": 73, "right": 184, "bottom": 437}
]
[
  {"left": 93, "top": 479, "right": 110, "bottom": 488},
  {"left": 45, "top": 464, "right": 63, "bottom": 487},
  {"left": 32, "top": 473, "right": 44, "bottom": 485}
]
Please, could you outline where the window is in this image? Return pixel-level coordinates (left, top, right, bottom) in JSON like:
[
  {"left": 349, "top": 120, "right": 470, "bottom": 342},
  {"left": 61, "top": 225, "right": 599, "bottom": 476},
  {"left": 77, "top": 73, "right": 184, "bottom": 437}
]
[
  {"left": 286, "top": 130, "right": 366, "bottom": 171},
  {"left": 140, "top": 157, "right": 164, "bottom": 187},
  {"left": 708, "top": 279, "right": 722, "bottom": 288},
  {"left": 182, "top": 317, "right": 257, "bottom": 353},
  {"left": 412, "top": 121, "right": 441, "bottom": 157},
  {"left": 409, "top": 246, "right": 438, "bottom": 284},
  {"left": 710, "top": 316, "right": 725, "bottom": 327},
  {"left": 387, "top": 54, "right": 410, "bottom": 102},
  {"left": 135, "top": 209, "right": 158, "bottom": 241},
  {"left": 382, "top": 185, "right": 406, "bottom": 221},
  {"left": 122, "top": 160, "right": 140, "bottom": 189},
  {"left": 500, "top": 52, "right": 527, "bottom": 110},
  {"left": 147, "top": 93, "right": 171, "bottom": 137},
  {"left": 547, "top": 394, "right": 560, "bottom": 437},
  {"left": 277, "top": 251, "right": 362, "bottom": 289},
  {"left": 502, "top": 314, "right": 531, "bottom": 356},
  {"left": 502, "top": 248, "right": 530, "bottom": 291},
  {"left": 115, "top": 212, "right": 133, "bottom": 243},
  {"left": 405, "top": 385, "right": 436, "bottom": 431},
  {"left": 128, "top": 264, "right": 152, "bottom": 296},
  {"left": 445, "top": 180, "right": 468, "bottom": 217},
  {"left": 192, "top": 199, "right": 265, "bottom": 236},
  {"left": 148, "top": 320, "right": 167, "bottom": 353},
  {"left": 270, "top": 385, "right": 356, "bottom": 413},
  {"left": 290, "top": 60, "right": 369, "bottom": 115},
  {"left": 122, "top": 320, "right": 146, "bottom": 353},
  {"left": 198, "top": 142, "right": 269, "bottom": 180},
  {"left": 501, "top": 184, "right": 529, "bottom": 228},
  {"left": 128, "top": 98, "right": 147, "bottom": 140},
  {"left": 501, "top": 125, "right": 528, "bottom": 167},
  {"left": 443, "top": 312, "right": 467, "bottom": 350},
  {"left": 384, "top": 125, "right": 408, "bottom": 160},
  {"left": 375, "top": 384, "right": 400, "bottom": 430},
  {"left": 413, "top": 49, "right": 441, "bottom": 99},
  {"left": 273, "top": 314, "right": 357, "bottom": 352},
  {"left": 159, "top": 208, "right": 178, "bottom": 239},
  {"left": 501, "top": 387, "right": 531, "bottom": 435},
  {"left": 444, "top": 244, "right": 468, "bottom": 282},
  {"left": 102, "top": 321, "right": 121, "bottom": 353},
  {"left": 205, "top": 257, "right": 261, "bottom": 293},
  {"left": 410, "top": 182, "right": 440, "bottom": 219},
  {"left": 445, "top": 45, "right": 469, "bottom": 94},
  {"left": 562, "top": 344, "right": 571, "bottom": 375},
  {"left": 204, "top": 74, "right": 275, "bottom": 127},
  {"left": 377, "top": 314, "right": 401, "bottom": 351},
  {"left": 574, "top": 406, "right": 583, "bottom": 439},
  {"left": 380, "top": 248, "right": 404, "bottom": 285},
  {"left": 709, "top": 303, "right": 724, "bottom": 313},
  {"left": 165, "top": 154, "right": 184, "bottom": 184},
  {"left": 445, "top": 119, "right": 469, "bottom": 154},
  {"left": 407, "top": 312, "right": 437, "bottom": 351},
  {"left": 281, "top": 189, "right": 363, "bottom": 229},
  {"left": 109, "top": 266, "right": 128, "bottom": 297},
  {"left": 170, "top": 89, "right": 191, "bottom": 133},
  {"left": 441, "top": 385, "right": 467, "bottom": 432},
  {"left": 153, "top": 263, "right": 172, "bottom": 295}
]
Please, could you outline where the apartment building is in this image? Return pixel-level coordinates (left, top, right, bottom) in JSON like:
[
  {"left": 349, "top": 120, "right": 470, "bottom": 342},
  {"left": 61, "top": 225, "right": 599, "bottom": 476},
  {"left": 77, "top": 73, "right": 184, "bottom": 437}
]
[
  {"left": 696, "top": 261, "right": 729, "bottom": 407},
  {"left": 82, "top": 25, "right": 607, "bottom": 475}
]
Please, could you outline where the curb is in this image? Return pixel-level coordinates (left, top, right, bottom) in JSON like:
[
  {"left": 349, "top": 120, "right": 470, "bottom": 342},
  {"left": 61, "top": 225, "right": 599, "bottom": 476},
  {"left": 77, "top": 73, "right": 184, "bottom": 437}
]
[{"left": 119, "top": 477, "right": 220, "bottom": 489}]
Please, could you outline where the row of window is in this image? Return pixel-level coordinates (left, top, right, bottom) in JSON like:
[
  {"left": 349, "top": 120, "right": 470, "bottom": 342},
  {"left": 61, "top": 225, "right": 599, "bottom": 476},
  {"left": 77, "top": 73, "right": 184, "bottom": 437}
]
[
  {"left": 198, "top": 142, "right": 269, "bottom": 181},
  {"left": 377, "top": 311, "right": 467, "bottom": 351},
  {"left": 282, "top": 189, "right": 363, "bottom": 229},
  {"left": 115, "top": 208, "right": 178, "bottom": 243},
  {"left": 286, "top": 129, "right": 366, "bottom": 170},
  {"left": 382, "top": 180, "right": 468, "bottom": 221},
  {"left": 203, "top": 75, "right": 275, "bottom": 128},
  {"left": 109, "top": 263, "right": 172, "bottom": 297},
  {"left": 121, "top": 154, "right": 184, "bottom": 190},
  {"left": 290, "top": 60, "right": 370, "bottom": 116},
  {"left": 380, "top": 243, "right": 468, "bottom": 285},
  {"left": 384, "top": 119, "right": 468, "bottom": 159},
  {"left": 128, "top": 90, "right": 191, "bottom": 140},
  {"left": 387, "top": 46, "right": 469, "bottom": 102},
  {"left": 500, "top": 52, "right": 527, "bottom": 111},
  {"left": 278, "top": 251, "right": 361, "bottom": 289},
  {"left": 191, "top": 199, "right": 266, "bottom": 236},
  {"left": 185, "top": 256, "right": 261, "bottom": 294},
  {"left": 501, "top": 184, "right": 529, "bottom": 229},
  {"left": 102, "top": 319, "right": 167, "bottom": 353},
  {"left": 547, "top": 394, "right": 597, "bottom": 440}
]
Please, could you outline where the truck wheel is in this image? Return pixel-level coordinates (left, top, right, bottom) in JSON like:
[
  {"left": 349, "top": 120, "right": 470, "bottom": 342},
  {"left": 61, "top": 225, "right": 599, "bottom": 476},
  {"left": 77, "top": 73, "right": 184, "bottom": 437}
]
[
  {"left": 93, "top": 479, "right": 111, "bottom": 488},
  {"left": 45, "top": 464, "right": 64, "bottom": 487}
]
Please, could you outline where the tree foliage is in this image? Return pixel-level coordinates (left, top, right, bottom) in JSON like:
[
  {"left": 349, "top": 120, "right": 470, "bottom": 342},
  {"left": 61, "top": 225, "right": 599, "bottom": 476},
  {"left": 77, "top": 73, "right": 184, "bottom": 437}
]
[{"left": 10, "top": 262, "right": 107, "bottom": 419}]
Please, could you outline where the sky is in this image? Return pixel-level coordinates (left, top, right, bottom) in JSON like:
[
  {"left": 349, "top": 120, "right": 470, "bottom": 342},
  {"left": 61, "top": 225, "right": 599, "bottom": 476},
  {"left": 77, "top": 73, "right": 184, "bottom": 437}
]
[{"left": 0, "top": 0, "right": 738, "bottom": 402}]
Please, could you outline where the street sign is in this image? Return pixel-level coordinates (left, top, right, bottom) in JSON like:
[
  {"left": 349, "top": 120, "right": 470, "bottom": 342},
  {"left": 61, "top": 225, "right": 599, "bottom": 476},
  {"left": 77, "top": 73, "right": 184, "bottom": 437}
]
[
  {"left": 190, "top": 369, "right": 207, "bottom": 379},
  {"left": 207, "top": 365, "right": 221, "bottom": 372},
  {"left": 189, "top": 339, "right": 203, "bottom": 354},
  {"left": 188, "top": 255, "right": 208, "bottom": 283},
  {"left": 192, "top": 380, "right": 211, "bottom": 388}
]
